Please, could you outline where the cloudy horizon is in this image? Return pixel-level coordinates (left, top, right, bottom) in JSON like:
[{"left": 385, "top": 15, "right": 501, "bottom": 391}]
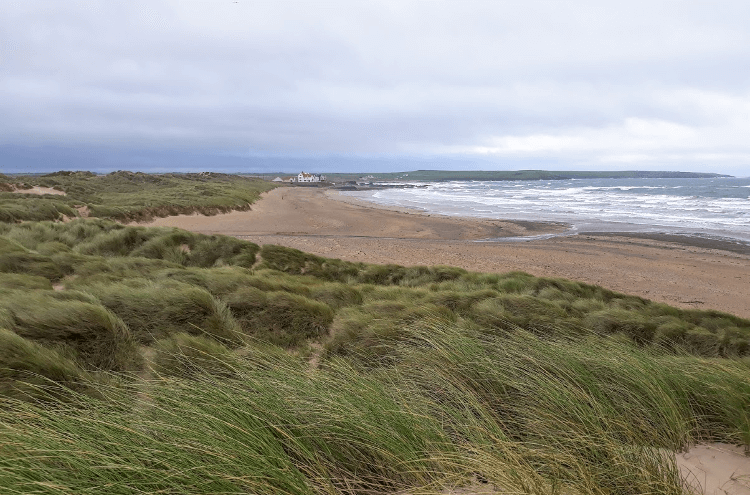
[{"left": 2, "top": 1, "right": 750, "bottom": 175}]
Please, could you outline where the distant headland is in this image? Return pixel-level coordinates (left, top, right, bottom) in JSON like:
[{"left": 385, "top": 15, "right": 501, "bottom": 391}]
[{"left": 324, "top": 169, "right": 731, "bottom": 182}]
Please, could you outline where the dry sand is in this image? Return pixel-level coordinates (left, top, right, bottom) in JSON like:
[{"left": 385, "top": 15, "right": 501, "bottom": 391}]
[
  {"left": 145, "top": 186, "right": 750, "bottom": 319},
  {"left": 677, "top": 443, "right": 750, "bottom": 495},
  {"left": 7, "top": 185, "right": 66, "bottom": 196}
]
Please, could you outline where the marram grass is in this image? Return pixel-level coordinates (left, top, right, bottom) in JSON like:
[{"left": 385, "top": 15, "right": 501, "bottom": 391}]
[
  {"left": 1, "top": 323, "right": 716, "bottom": 494},
  {"left": 2, "top": 220, "right": 750, "bottom": 493},
  {"left": 0, "top": 171, "right": 276, "bottom": 223}
]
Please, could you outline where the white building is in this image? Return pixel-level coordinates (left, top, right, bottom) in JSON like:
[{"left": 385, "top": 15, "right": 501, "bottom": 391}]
[{"left": 297, "top": 171, "right": 323, "bottom": 183}]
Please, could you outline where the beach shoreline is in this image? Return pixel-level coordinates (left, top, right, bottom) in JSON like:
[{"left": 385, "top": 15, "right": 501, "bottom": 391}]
[{"left": 143, "top": 186, "right": 750, "bottom": 318}]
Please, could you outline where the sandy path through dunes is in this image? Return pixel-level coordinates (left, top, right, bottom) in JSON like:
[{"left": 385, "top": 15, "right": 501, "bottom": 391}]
[{"left": 145, "top": 187, "right": 750, "bottom": 319}]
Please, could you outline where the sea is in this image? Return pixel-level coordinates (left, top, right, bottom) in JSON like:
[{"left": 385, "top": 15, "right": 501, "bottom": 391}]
[{"left": 341, "top": 177, "right": 750, "bottom": 245}]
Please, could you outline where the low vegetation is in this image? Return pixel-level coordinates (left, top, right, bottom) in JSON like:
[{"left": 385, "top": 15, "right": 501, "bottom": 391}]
[
  {"left": 1, "top": 218, "right": 750, "bottom": 493},
  {"left": 0, "top": 170, "right": 276, "bottom": 222}
]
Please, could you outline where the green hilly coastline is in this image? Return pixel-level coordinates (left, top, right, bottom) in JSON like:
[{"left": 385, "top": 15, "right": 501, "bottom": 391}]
[
  {"left": 328, "top": 169, "right": 730, "bottom": 182},
  {"left": 0, "top": 171, "right": 749, "bottom": 494}
]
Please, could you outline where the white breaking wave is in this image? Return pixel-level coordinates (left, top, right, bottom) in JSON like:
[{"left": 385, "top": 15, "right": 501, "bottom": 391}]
[{"left": 347, "top": 177, "right": 750, "bottom": 242}]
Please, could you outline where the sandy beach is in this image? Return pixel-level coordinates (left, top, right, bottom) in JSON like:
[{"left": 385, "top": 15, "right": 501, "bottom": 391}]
[{"left": 145, "top": 186, "right": 750, "bottom": 319}]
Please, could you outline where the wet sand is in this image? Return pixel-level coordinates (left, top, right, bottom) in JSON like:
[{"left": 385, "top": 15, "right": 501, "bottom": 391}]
[{"left": 145, "top": 187, "right": 750, "bottom": 319}]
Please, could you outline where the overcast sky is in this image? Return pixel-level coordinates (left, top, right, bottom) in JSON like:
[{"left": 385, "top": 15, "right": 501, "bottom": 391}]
[{"left": 2, "top": 0, "right": 750, "bottom": 174}]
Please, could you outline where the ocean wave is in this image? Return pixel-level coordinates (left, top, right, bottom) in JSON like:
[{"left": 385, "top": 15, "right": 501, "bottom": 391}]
[{"left": 344, "top": 177, "right": 750, "bottom": 240}]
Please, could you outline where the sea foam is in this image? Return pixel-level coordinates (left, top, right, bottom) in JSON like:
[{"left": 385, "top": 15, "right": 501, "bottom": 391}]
[{"left": 345, "top": 177, "right": 750, "bottom": 243}]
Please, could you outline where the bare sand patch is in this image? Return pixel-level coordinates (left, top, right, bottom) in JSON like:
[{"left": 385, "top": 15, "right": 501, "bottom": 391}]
[
  {"left": 6, "top": 185, "right": 66, "bottom": 196},
  {"left": 677, "top": 443, "right": 750, "bottom": 495},
  {"left": 144, "top": 187, "right": 750, "bottom": 319}
]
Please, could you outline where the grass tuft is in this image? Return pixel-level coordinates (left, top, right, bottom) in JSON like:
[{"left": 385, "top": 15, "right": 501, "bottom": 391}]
[
  {"left": 93, "top": 280, "right": 244, "bottom": 345},
  {"left": 0, "top": 289, "right": 137, "bottom": 371},
  {"left": 0, "top": 329, "right": 100, "bottom": 401},
  {"left": 226, "top": 288, "right": 334, "bottom": 347}
]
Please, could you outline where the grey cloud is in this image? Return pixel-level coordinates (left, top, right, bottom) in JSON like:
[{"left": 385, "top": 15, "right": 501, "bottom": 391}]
[{"left": 1, "top": 0, "right": 749, "bottom": 174}]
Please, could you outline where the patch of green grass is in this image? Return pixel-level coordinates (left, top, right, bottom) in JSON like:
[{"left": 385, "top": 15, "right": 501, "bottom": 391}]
[
  {"left": 225, "top": 288, "right": 334, "bottom": 347},
  {"left": 0, "top": 194, "right": 78, "bottom": 222},
  {"left": 65, "top": 254, "right": 178, "bottom": 283},
  {"left": 259, "top": 244, "right": 362, "bottom": 281},
  {"left": 425, "top": 288, "right": 498, "bottom": 315},
  {"left": 0, "top": 272, "right": 52, "bottom": 290},
  {"left": 0, "top": 289, "right": 137, "bottom": 371},
  {"left": 324, "top": 301, "right": 456, "bottom": 363},
  {"left": 155, "top": 266, "right": 259, "bottom": 296},
  {"left": 0, "top": 248, "right": 68, "bottom": 281},
  {"left": 0, "top": 236, "right": 28, "bottom": 254},
  {"left": 0, "top": 328, "right": 99, "bottom": 401},
  {"left": 391, "top": 323, "right": 750, "bottom": 484},
  {"left": 584, "top": 308, "right": 656, "bottom": 344},
  {"left": 92, "top": 280, "right": 243, "bottom": 346},
  {"left": 75, "top": 225, "right": 259, "bottom": 267},
  {"left": 0, "top": 348, "right": 462, "bottom": 494},
  {"left": 151, "top": 333, "right": 239, "bottom": 379},
  {"left": 0, "top": 171, "right": 276, "bottom": 223},
  {"left": 309, "top": 282, "right": 363, "bottom": 309}
]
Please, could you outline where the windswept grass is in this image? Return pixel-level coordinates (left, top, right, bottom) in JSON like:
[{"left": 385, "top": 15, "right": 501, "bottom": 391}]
[
  {"left": 0, "top": 289, "right": 137, "bottom": 371},
  {"left": 0, "top": 171, "right": 276, "bottom": 223},
  {"left": 78, "top": 225, "right": 259, "bottom": 267},
  {"left": 0, "top": 329, "right": 100, "bottom": 401},
  {"left": 1, "top": 223, "right": 749, "bottom": 366},
  {"left": 151, "top": 333, "right": 239, "bottom": 379},
  {"left": 0, "top": 272, "right": 52, "bottom": 290},
  {"left": 225, "top": 288, "right": 334, "bottom": 347},
  {"left": 93, "top": 280, "right": 244, "bottom": 345},
  {"left": 0, "top": 244, "right": 68, "bottom": 280},
  {"left": 4, "top": 323, "right": 734, "bottom": 494},
  {"left": 0, "top": 194, "right": 77, "bottom": 223},
  {"left": 1, "top": 220, "right": 750, "bottom": 493}
]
